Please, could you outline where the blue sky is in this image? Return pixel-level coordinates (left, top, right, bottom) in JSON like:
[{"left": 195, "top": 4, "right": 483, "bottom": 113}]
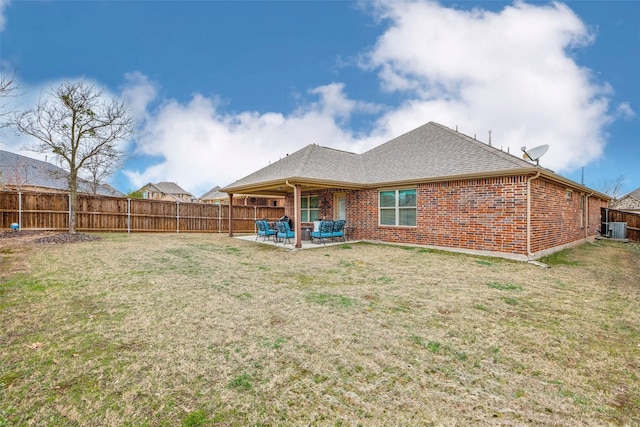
[{"left": 1, "top": 0, "right": 638, "bottom": 197}]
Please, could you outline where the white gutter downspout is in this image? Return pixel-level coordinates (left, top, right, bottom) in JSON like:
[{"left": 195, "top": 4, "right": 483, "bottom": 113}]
[
  {"left": 585, "top": 192, "right": 594, "bottom": 239},
  {"left": 285, "top": 180, "right": 302, "bottom": 248},
  {"left": 527, "top": 171, "right": 541, "bottom": 258}
]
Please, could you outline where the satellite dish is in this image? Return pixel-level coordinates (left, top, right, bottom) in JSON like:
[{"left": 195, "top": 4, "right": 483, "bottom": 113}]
[{"left": 521, "top": 144, "right": 549, "bottom": 165}]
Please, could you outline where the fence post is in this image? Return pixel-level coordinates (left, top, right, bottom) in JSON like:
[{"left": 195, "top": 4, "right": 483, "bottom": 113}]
[
  {"left": 68, "top": 192, "right": 71, "bottom": 231},
  {"left": 176, "top": 201, "right": 180, "bottom": 234},
  {"left": 18, "top": 191, "right": 22, "bottom": 229},
  {"left": 127, "top": 198, "right": 131, "bottom": 234}
]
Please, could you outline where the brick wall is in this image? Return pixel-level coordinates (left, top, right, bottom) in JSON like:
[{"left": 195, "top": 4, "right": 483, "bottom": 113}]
[
  {"left": 530, "top": 178, "right": 607, "bottom": 253},
  {"left": 345, "top": 177, "right": 530, "bottom": 255},
  {"left": 282, "top": 176, "right": 608, "bottom": 257}
]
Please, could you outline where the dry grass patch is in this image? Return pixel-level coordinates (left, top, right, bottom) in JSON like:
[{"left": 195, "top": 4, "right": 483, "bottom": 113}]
[{"left": 1, "top": 234, "right": 639, "bottom": 426}]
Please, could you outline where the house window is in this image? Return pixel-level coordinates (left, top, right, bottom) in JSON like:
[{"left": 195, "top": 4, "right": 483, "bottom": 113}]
[
  {"left": 301, "top": 196, "right": 319, "bottom": 222},
  {"left": 379, "top": 189, "right": 417, "bottom": 226}
]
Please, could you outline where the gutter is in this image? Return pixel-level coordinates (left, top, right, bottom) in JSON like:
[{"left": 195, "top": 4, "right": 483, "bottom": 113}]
[{"left": 527, "top": 171, "right": 541, "bottom": 258}]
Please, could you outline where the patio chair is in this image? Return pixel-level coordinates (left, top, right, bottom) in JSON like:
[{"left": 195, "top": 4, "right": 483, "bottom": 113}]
[
  {"left": 310, "top": 220, "right": 334, "bottom": 245},
  {"left": 275, "top": 221, "right": 295, "bottom": 245},
  {"left": 255, "top": 219, "right": 276, "bottom": 241},
  {"left": 331, "top": 220, "right": 346, "bottom": 242}
]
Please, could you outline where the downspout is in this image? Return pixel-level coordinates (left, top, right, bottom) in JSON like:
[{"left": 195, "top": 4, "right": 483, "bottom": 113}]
[
  {"left": 527, "top": 171, "right": 541, "bottom": 258},
  {"left": 585, "top": 192, "right": 594, "bottom": 239},
  {"left": 285, "top": 180, "right": 302, "bottom": 248}
]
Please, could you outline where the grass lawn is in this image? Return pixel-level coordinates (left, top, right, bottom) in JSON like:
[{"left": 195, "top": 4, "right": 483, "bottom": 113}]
[{"left": 1, "top": 233, "right": 639, "bottom": 426}]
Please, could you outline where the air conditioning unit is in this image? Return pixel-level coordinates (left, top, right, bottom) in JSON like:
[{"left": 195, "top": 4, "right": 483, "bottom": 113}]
[{"left": 609, "top": 222, "right": 627, "bottom": 239}]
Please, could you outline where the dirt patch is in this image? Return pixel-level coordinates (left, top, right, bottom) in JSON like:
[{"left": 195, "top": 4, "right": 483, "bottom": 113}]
[{"left": 0, "top": 230, "right": 101, "bottom": 246}]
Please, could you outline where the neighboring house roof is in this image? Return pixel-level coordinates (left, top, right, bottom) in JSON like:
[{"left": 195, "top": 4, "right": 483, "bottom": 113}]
[
  {"left": 140, "top": 182, "right": 193, "bottom": 196},
  {"left": 628, "top": 188, "right": 640, "bottom": 200},
  {"left": 154, "top": 181, "right": 193, "bottom": 196},
  {"left": 222, "top": 122, "right": 609, "bottom": 199},
  {"left": 199, "top": 186, "right": 223, "bottom": 200},
  {"left": 0, "top": 150, "right": 124, "bottom": 197},
  {"left": 199, "top": 186, "right": 285, "bottom": 204},
  {"left": 610, "top": 187, "right": 640, "bottom": 211}
]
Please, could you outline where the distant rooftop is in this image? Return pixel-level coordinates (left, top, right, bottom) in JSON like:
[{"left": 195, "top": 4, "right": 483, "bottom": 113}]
[{"left": 0, "top": 150, "right": 124, "bottom": 196}]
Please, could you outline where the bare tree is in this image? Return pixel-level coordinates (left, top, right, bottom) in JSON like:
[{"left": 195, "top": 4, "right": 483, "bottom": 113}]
[
  {"left": 82, "top": 150, "right": 124, "bottom": 195},
  {"left": 14, "top": 81, "right": 134, "bottom": 233},
  {"left": 0, "top": 72, "right": 18, "bottom": 129},
  {"left": 0, "top": 157, "right": 40, "bottom": 191},
  {"left": 596, "top": 175, "right": 626, "bottom": 200}
]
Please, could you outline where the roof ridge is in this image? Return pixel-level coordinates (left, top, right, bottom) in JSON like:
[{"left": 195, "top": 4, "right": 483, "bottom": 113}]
[
  {"left": 293, "top": 144, "right": 316, "bottom": 176},
  {"left": 433, "top": 123, "right": 537, "bottom": 169}
]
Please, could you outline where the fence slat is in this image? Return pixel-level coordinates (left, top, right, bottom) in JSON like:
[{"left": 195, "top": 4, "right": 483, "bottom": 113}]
[
  {"left": 1, "top": 191, "right": 284, "bottom": 233},
  {"left": 601, "top": 208, "right": 640, "bottom": 242}
]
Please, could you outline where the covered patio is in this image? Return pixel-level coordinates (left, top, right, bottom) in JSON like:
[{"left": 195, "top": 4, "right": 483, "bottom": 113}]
[
  {"left": 234, "top": 233, "right": 356, "bottom": 250},
  {"left": 222, "top": 144, "right": 362, "bottom": 249}
]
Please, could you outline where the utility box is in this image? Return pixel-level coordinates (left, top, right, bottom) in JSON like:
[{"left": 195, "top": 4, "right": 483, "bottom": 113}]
[{"left": 609, "top": 222, "right": 627, "bottom": 239}]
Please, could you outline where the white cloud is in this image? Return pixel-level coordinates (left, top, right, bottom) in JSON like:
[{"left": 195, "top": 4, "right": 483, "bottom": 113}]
[
  {"left": 614, "top": 102, "right": 635, "bottom": 120},
  {"left": 120, "top": 71, "right": 157, "bottom": 125},
  {"left": 361, "top": 0, "right": 613, "bottom": 172},
  {"left": 0, "top": 0, "right": 10, "bottom": 32},
  {"left": 1, "top": 0, "right": 625, "bottom": 198},
  {"left": 117, "top": 1, "right": 624, "bottom": 194},
  {"left": 123, "top": 84, "right": 364, "bottom": 196}
]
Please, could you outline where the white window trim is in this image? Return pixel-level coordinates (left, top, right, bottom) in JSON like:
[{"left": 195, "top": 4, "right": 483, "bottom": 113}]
[
  {"left": 378, "top": 188, "right": 417, "bottom": 227},
  {"left": 301, "top": 195, "right": 320, "bottom": 222}
]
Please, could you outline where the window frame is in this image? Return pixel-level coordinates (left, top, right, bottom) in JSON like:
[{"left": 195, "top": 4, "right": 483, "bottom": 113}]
[
  {"left": 301, "top": 195, "right": 320, "bottom": 222},
  {"left": 378, "top": 188, "right": 417, "bottom": 227}
]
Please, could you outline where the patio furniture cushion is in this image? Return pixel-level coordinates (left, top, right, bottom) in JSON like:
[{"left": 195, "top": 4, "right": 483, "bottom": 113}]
[
  {"left": 310, "top": 220, "right": 334, "bottom": 245},
  {"left": 256, "top": 219, "right": 276, "bottom": 241},
  {"left": 275, "top": 221, "right": 295, "bottom": 245},
  {"left": 331, "top": 220, "right": 346, "bottom": 242}
]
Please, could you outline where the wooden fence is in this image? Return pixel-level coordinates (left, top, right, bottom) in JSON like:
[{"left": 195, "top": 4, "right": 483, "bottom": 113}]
[
  {"left": 0, "top": 191, "right": 285, "bottom": 234},
  {"left": 601, "top": 208, "right": 640, "bottom": 242}
]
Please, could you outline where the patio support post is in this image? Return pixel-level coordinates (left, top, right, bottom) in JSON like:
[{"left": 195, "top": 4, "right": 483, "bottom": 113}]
[
  {"left": 285, "top": 180, "right": 302, "bottom": 248},
  {"left": 228, "top": 193, "right": 234, "bottom": 237},
  {"left": 294, "top": 184, "right": 302, "bottom": 248}
]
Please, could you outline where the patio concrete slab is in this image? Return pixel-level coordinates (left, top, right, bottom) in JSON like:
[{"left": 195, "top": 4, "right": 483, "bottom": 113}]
[{"left": 234, "top": 234, "right": 354, "bottom": 250}]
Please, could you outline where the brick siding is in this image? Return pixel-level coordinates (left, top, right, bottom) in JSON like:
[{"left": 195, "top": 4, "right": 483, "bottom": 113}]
[
  {"left": 530, "top": 179, "right": 607, "bottom": 253},
  {"left": 283, "top": 176, "right": 608, "bottom": 257}
]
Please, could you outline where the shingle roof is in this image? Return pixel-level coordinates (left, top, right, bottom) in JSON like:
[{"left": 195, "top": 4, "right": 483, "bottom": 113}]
[
  {"left": 199, "top": 186, "right": 223, "bottom": 200},
  {"left": 360, "top": 122, "right": 534, "bottom": 183},
  {"left": 225, "top": 144, "right": 363, "bottom": 189},
  {"left": 0, "top": 150, "right": 124, "bottom": 196},
  {"left": 223, "top": 122, "right": 538, "bottom": 192},
  {"left": 628, "top": 188, "right": 640, "bottom": 200},
  {"left": 154, "top": 181, "right": 193, "bottom": 196}
]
